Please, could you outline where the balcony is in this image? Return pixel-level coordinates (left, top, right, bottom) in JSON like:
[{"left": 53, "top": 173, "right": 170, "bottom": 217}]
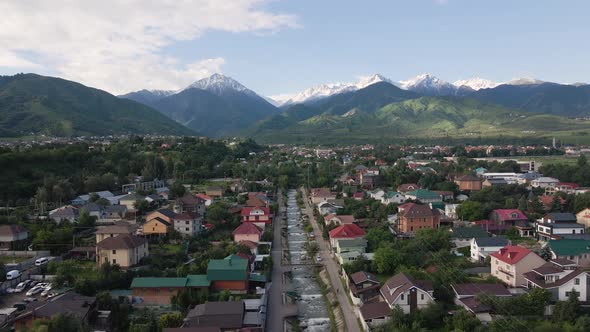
[{"left": 497, "top": 266, "right": 513, "bottom": 277}]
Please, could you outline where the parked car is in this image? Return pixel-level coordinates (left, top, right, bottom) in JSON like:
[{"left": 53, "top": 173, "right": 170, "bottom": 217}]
[
  {"left": 25, "top": 285, "right": 44, "bottom": 296},
  {"left": 5, "top": 287, "right": 17, "bottom": 294},
  {"left": 40, "top": 286, "right": 52, "bottom": 297},
  {"left": 12, "top": 303, "right": 26, "bottom": 311},
  {"left": 13, "top": 280, "right": 31, "bottom": 293},
  {"left": 22, "top": 297, "right": 37, "bottom": 303},
  {"left": 6, "top": 270, "right": 21, "bottom": 280}
]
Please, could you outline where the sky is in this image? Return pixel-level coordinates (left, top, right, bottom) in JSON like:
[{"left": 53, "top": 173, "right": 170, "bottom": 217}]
[{"left": 0, "top": 0, "right": 589, "bottom": 96}]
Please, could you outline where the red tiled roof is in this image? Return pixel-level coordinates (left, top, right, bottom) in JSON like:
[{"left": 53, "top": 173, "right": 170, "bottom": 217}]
[
  {"left": 232, "top": 222, "right": 262, "bottom": 236},
  {"left": 241, "top": 206, "right": 270, "bottom": 216},
  {"left": 492, "top": 209, "right": 527, "bottom": 221},
  {"left": 397, "top": 183, "right": 420, "bottom": 193},
  {"left": 539, "top": 195, "right": 565, "bottom": 206},
  {"left": 329, "top": 224, "right": 365, "bottom": 239},
  {"left": 196, "top": 193, "right": 212, "bottom": 201},
  {"left": 353, "top": 192, "right": 364, "bottom": 198},
  {"left": 557, "top": 182, "right": 579, "bottom": 189},
  {"left": 489, "top": 245, "right": 535, "bottom": 265},
  {"left": 238, "top": 240, "right": 257, "bottom": 249}
]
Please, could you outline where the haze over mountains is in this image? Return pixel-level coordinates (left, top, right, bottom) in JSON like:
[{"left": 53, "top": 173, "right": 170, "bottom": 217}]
[{"left": 2, "top": 71, "right": 590, "bottom": 142}]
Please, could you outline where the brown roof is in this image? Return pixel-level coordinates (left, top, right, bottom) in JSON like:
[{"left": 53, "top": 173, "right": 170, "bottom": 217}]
[
  {"left": 245, "top": 197, "right": 266, "bottom": 207},
  {"left": 350, "top": 271, "right": 378, "bottom": 285},
  {"left": 0, "top": 224, "right": 27, "bottom": 236},
  {"left": 96, "top": 234, "right": 146, "bottom": 250},
  {"left": 185, "top": 301, "right": 244, "bottom": 329},
  {"left": 457, "top": 296, "right": 491, "bottom": 313},
  {"left": 456, "top": 175, "right": 481, "bottom": 182},
  {"left": 380, "top": 273, "right": 433, "bottom": 306},
  {"left": 175, "top": 212, "right": 201, "bottom": 220},
  {"left": 524, "top": 268, "right": 588, "bottom": 288},
  {"left": 238, "top": 240, "right": 257, "bottom": 249},
  {"left": 15, "top": 292, "right": 95, "bottom": 321},
  {"left": 399, "top": 203, "right": 439, "bottom": 218},
  {"left": 95, "top": 223, "right": 134, "bottom": 234},
  {"left": 360, "top": 301, "right": 390, "bottom": 320},
  {"left": 397, "top": 183, "right": 420, "bottom": 193},
  {"left": 232, "top": 222, "right": 262, "bottom": 236},
  {"left": 451, "top": 283, "right": 511, "bottom": 297}
]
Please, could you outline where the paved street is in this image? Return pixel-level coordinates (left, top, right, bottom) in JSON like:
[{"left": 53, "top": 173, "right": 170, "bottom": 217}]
[
  {"left": 301, "top": 188, "right": 362, "bottom": 332},
  {"left": 267, "top": 189, "right": 285, "bottom": 332}
]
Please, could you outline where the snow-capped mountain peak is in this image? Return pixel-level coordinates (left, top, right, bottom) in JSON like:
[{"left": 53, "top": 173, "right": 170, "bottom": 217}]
[
  {"left": 270, "top": 73, "right": 394, "bottom": 106},
  {"left": 453, "top": 77, "right": 500, "bottom": 90},
  {"left": 399, "top": 73, "right": 450, "bottom": 90},
  {"left": 184, "top": 73, "right": 254, "bottom": 96},
  {"left": 507, "top": 78, "right": 545, "bottom": 86}
]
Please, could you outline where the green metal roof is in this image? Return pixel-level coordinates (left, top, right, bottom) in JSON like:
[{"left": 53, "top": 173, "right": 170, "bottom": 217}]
[
  {"left": 249, "top": 273, "right": 267, "bottom": 282},
  {"left": 207, "top": 257, "right": 248, "bottom": 281},
  {"left": 450, "top": 227, "right": 489, "bottom": 239},
  {"left": 407, "top": 189, "right": 440, "bottom": 199},
  {"left": 186, "top": 274, "right": 211, "bottom": 287},
  {"left": 548, "top": 239, "right": 590, "bottom": 256},
  {"left": 130, "top": 277, "right": 187, "bottom": 288}
]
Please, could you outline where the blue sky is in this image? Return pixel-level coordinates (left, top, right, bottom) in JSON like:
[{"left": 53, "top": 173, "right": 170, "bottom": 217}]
[{"left": 1, "top": 0, "right": 589, "bottom": 95}]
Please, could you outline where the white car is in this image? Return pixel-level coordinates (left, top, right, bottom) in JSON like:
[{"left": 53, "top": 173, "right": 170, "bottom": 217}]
[
  {"left": 40, "top": 286, "right": 52, "bottom": 297},
  {"left": 25, "top": 285, "right": 44, "bottom": 296},
  {"left": 13, "top": 281, "right": 30, "bottom": 293}
]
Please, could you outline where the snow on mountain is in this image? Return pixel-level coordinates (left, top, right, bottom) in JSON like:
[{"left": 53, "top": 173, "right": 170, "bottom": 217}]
[
  {"left": 184, "top": 73, "right": 256, "bottom": 96},
  {"left": 506, "top": 78, "right": 545, "bottom": 86},
  {"left": 271, "top": 74, "right": 394, "bottom": 106},
  {"left": 398, "top": 73, "right": 460, "bottom": 96},
  {"left": 453, "top": 78, "right": 500, "bottom": 90}
]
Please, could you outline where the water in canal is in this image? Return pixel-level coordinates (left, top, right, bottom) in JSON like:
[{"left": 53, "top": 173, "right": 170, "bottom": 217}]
[{"left": 286, "top": 189, "right": 330, "bottom": 331}]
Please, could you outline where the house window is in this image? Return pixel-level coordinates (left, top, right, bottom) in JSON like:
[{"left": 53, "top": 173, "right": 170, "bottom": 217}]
[
  {"left": 185, "top": 220, "right": 189, "bottom": 225},
  {"left": 575, "top": 278, "right": 580, "bottom": 285},
  {"left": 112, "top": 259, "right": 117, "bottom": 264},
  {"left": 421, "top": 294, "right": 424, "bottom": 300},
  {"left": 112, "top": 250, "right": 116, "bottom": 254},
  {"left": 401, "top": 294, "right": 404, "bottom": 301},
  {"left": 186, "top": 228, "right": 189, "bottom": 232}
]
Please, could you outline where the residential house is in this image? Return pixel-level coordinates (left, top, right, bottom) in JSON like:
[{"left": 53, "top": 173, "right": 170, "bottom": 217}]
[
  {"left": 102, "top": 205, "right": 128, "bottom": 222},
  {"left": 328, "top": 224, "right": 366, "bottom": 248},
  {"left": 539, "top": 195, "right": 566, "bottom": 211},
  {"left": 146, "top": 208, "right": 177, "bottom": 225},
  {"left": 49, "top": 205, "right": 79, "bottom": 223},
  {"left": 0, "top": 225, "right": 28, "bottom": 250},
  {"left": 547, "top": 239, "right": 590, "bottom": 267},
  {"left": 524, "top": 259, "right": 590, "bottom": 301},
  {"left": 80, "top": 203, "right": 104, "bottom": 219},
  {"left": 207, "top": 256, "right": 249, "bottom": 293},
  {"left": 383, "top": 191, "right": 406, "bottom": 205},
  {"left": 454, "top": 175, "right": 482, "bottom": 191},
  {"left": 352, "top": 192, "right": 365, "bottom": 200},
  {"left": 359, "top": 302, "right": 391, "bottom": 330},
  {"left": 205, "top": 186, "right": 224, "bottom": 198},
  {"left": 380, "top": 273, "right": 435, "bottom": 314},
  {"left": 359, "top": 173, "right": 377, "bottom": 189},
  {"left": 175, "top": 194, "right": 206, "bottom": 215},
  {"left": 232, "top": 222, "right": 263, "bottom": 243},
  {"left": 310, "top": 188, "right": 337, "bottom": 204},
  {"left": 546, "top": 182, "right": 580, "bottom": 195},
  {"left": 130, "top": 277, "right": 190, "bottom": 304},
  {"left": 470, "top": 237, "right": 509, "bottom": 263},
  {"left": 95, "top": 222, "right": 136, "bottom": 243},
  {"left": 576, "top": 208, "right": 590, "bottom": 229},
  {"left": 396, "top": 203, "right": 440, "bottom": 234},
  {"left": 397, "top": 183, "right": 420, "bottom": 194},
  {"left": 130, "top": 275, "right": 210, "bottom": 305},
  {"left": 317, "top": 201, "right": 343, "bottom": 215},
  {"left": 324, "top": 214, "right": 356, "bottom": 226},
  {"left": 96, "top": 234, "right": 148, "bottom": 268},
  {"left": 142, "top": 217, "right": 171, "bottom": 237},
  {"left": 241, "top": 206, "right": 272, "bottom": 229},
  {"left": 490, "top": 245, "right": 545, "bottom": 287},
  {"left": 174, "top": 212, "right": 203, "bottom": 237},
  {"left": 445, "top": 204, "right": 460, "bottom": 219},
  {"left": 121, "top": 179, "right": 165, "bottom": 193},
  {"left": 119, "top": 193, "right": 146, "bottom": 212},
  {"left": 196, "top": 193, "right": 213, "bottom": 206},
  {"left": 183, "top": 301, "right": 245, "bottom": 330},
  {"left": 536, "top": 212, "right": 585, "bottom": 241},
  {"left": 404, "top": 189, "right": 442, "bottom": 204},
  {"left": 334, "top": 238, "right": 368, "bottom": 264},
  {"left": 489, "top": 209, "right": 534, "bottom": 237},
  {"left": 449, "top": 227, "right": 489, "bottom": 249},
  {"left": 451, "top": 283, "right": 511, "bottom": 322},
  {"left": 348, "top": 271, "right": 381, "bottom": 304},
  {"left": 434, "top": 191, "right": 454, "bottom": 201},
  {"left": 531, "top": 177, "right": 560, "bottom": 189},
  {"left": 71, "top": 191, "right": 114, "bottom": 205},
  {"left": 13, "top": 292, "right": 96, "bottom": 331},
  {"left": 482, "top": 178, "right": 508, "bottom": 188}
]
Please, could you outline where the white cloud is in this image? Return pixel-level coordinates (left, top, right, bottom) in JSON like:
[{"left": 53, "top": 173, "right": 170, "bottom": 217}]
[{"left": 0, "top": 0, "right": 298, "bottom": 94}]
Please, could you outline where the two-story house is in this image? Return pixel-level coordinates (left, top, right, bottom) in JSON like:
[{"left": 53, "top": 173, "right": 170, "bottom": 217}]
[
  {"left": 470, "top": 237, "right": 509, "bottom": 263},
  {"left": 207, "top": 256, "right": 249, "bottom": 293},
  {"left": 232, "top": 222, "right": 263, "bottom": 244},
  {"left": 324, "top": 214, "right": 356, "bottom": 226},
  {"left": 328, "top": 224, "right": 366, "bottom": 248},
  {"left": 174, "top": 212, "right": 203, "bottom": 237},
  {"left": 396, "top": 203, "right": 440, "bottom": 234},
  {"left": 489, "top": 209, "right": 534, "bottom": 237},
  {"left": 404, "top": 189, "right": 442, "bottom": 204},
  {"left": 96, "top": 234, "right": 148, "bottom": 268},
  {"left": 490, "top": 245, "right": 545, "bottom": 287},
  {"left": 241, "top": 206, "right": 272, "bottom": 229},
  {"left": 0, "top": 225, "right": 28, "bottom": 250},
  {"left": 174, "top": 194, "right": 206, "bottom": 215},
  {"left": 380, "top": 273, "right": 434, "bottom": 314},
  {"left": 536, "top": 212, "right": 586, "bottom": 241},
  {"left": 524, "top": 259, "right": 590, "bottom": 301},
  {"left": 454, "top": 175, "right": 482, "bottom": 191},
  {"left": 547, "top": 239, "right": 590, "bottom": 267},
  {"left": 349, "top": 271, "right": 381, "bottom": 304}
]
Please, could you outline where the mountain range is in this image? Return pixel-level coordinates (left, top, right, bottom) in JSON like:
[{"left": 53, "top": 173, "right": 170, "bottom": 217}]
[
  {"left": 2, "top": 71, "right": 590, "bottom": 143},
  {"left": 121, "top": 73, "right": 277, "bottom": 137},
  {"left": 0, "top": 74, "right": 193, "bottom": 137}
]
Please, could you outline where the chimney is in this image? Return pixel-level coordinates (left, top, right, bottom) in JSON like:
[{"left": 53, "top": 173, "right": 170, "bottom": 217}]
[{"left": 499, "top": 248, "right": 507, "bottom": 255}]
